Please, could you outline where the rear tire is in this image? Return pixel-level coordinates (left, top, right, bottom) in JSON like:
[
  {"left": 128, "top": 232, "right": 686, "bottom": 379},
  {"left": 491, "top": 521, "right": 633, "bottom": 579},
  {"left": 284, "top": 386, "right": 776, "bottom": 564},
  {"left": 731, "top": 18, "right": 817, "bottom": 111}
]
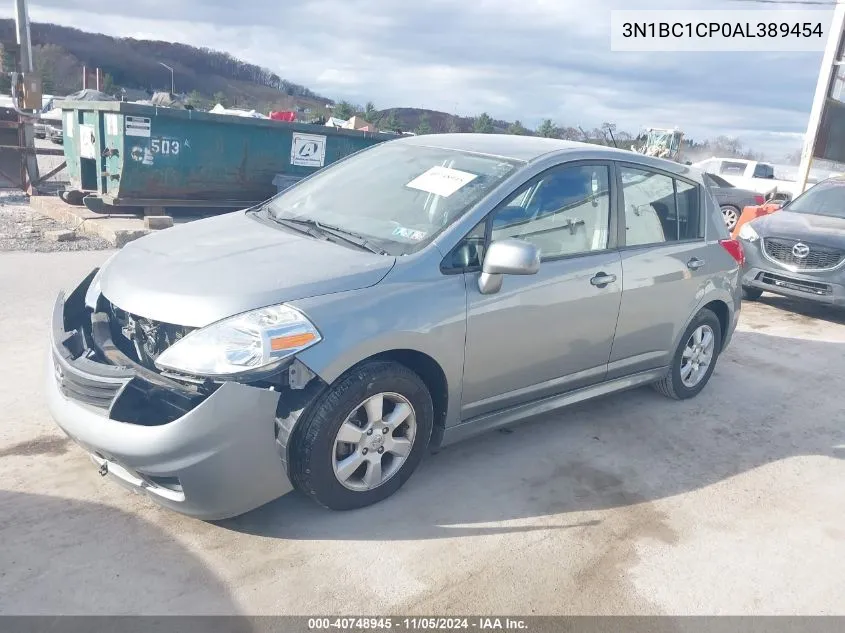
[
  {"left": 742, "top": 286, "right": 763, "bottom": 301},
  {"left": 289, "top": 361, "right": 433, "bottom": 510},
  {"left": 721, "top": 205, "right": 740, "bottom": 231},
  {"left": 653, "top": 308, "right": 722, "bottom": 400}
]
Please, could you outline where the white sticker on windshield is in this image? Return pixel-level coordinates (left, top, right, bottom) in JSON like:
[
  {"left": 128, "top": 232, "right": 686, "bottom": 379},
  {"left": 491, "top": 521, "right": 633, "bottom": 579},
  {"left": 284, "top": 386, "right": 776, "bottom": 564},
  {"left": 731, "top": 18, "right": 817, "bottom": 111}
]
[{"left": 406, "top": 166, "right": 478, "bottom": 198}]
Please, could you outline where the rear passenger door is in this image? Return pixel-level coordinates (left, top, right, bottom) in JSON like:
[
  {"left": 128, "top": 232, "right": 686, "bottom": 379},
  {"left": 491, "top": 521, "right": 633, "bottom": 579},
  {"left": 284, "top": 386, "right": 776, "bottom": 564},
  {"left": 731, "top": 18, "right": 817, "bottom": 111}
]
[{"left": 608, "top": 164, "right": 711, "bottom": 379}]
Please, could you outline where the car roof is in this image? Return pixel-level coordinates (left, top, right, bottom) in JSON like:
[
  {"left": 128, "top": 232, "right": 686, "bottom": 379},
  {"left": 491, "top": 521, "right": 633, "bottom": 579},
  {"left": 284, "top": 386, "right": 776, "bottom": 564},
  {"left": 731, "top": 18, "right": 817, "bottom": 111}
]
[{"left": 395, "top": 133, "right": 698, "bottom": 178}]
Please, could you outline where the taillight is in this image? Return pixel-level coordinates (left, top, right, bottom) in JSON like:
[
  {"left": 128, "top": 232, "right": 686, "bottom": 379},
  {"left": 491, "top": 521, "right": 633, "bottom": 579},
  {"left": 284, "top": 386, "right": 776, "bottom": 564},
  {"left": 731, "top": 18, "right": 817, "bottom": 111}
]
[
  {"left": 753, "top": 195, "right": 765, "bottom": 205},
  {"left": 719, "top": 238, "right": 745, "bottom": 266}
]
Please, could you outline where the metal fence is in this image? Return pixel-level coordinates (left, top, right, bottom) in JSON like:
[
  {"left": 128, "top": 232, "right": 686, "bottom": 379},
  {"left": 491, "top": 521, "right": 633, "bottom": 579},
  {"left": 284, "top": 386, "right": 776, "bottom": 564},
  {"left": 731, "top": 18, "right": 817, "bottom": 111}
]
[
  {"left": 0, "top": 106, "right": 68, "bottom": 195},
  {"left": 33, "top": 136, "right": 68, "bottom": 194}
]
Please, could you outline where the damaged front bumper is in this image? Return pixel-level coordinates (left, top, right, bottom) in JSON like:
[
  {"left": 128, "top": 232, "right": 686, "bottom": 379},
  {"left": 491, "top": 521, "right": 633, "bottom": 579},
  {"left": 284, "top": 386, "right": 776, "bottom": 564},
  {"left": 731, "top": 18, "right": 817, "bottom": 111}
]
[{"left": 45, "top": 271, "right": 313, "bottom": 520}]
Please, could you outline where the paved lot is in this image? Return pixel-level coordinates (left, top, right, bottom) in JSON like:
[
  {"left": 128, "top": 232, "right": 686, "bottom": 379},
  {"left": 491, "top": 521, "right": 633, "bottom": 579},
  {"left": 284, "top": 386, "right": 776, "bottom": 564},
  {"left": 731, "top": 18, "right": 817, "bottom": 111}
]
[{"left": 1, "top": 250, "right": 844, "bottom": 615}]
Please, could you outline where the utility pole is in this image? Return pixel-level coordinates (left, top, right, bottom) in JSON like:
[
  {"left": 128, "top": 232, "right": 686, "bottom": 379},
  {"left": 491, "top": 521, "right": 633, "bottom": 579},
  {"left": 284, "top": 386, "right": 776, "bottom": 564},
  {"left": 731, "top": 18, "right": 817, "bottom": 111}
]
[
  {"left": 798, "top": 4, "right": 845, "bottom": 195},
  {"left": 158, "top": 62, "right": 174, "bottom": 94},
  {"left": 14, "top": 0, "right": 32, "bottom": 73},
  {"left": 14, "top": 0, "right": 39, "bottom": 189}
]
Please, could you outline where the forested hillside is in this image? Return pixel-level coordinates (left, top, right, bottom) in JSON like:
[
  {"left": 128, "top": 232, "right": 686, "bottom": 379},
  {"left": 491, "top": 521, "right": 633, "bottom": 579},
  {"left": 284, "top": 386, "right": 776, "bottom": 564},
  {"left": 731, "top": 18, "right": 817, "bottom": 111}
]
[{"left": 0, "top": 20, "right": 331, "bottom": 113}]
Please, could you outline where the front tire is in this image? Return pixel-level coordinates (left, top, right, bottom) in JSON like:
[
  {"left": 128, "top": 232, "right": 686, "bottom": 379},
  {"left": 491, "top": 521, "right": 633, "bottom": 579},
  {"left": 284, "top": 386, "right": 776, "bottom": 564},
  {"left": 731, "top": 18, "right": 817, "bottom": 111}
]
[
  {"left": 289, "top": 361, "right": 433, "bottom": 510},
  {"left": 653, "top": 308, "right": 722, "bottom": 400}
]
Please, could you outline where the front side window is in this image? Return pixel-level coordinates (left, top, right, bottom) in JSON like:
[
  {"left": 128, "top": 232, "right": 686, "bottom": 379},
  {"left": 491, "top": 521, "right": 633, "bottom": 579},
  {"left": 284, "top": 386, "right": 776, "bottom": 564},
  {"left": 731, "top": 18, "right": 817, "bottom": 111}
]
[
  {"left": 489, "top": 164, "right": 611, "bottom": 259},
  {"left": 444, "top": 221, "right": 487, "bottom": 270},
  {"left": 265, "top": 142, "right": 521, "bottom": 256}
]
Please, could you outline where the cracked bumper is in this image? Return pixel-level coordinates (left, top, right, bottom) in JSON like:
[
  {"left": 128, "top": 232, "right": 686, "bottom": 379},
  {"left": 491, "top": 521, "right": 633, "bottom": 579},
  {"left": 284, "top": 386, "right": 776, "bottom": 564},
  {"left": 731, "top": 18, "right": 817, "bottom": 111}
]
[{"left": 46, "top": 287, "right": 294, "bottom": 520}]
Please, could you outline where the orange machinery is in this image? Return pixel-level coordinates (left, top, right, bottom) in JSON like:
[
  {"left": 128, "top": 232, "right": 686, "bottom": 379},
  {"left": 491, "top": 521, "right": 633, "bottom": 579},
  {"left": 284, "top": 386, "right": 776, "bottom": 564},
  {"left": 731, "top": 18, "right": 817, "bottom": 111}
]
[{"left": 730, "top": 202, "right": 784, "bottom": 239}]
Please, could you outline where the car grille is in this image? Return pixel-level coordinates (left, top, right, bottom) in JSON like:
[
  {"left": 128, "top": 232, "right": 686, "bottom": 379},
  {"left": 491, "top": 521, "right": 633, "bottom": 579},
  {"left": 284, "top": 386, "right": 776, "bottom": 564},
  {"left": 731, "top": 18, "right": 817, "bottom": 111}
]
[
  {"left": 762, "top": 237, "right": 844, "bottom": 271},
  {"left": 757, "top": 272, "right": 833, "bottom": 296},
  {"left": 53, "top": 351, "right": 126, "bottom": 409}
]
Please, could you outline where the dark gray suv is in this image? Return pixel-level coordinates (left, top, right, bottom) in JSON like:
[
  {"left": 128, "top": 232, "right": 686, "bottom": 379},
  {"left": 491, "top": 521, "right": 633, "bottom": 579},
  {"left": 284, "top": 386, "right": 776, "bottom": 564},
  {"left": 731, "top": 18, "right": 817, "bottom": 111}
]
[
  {"left": 738, "top": 177, "right": 845, "bottom": 305},
  {"left": 46, "top": 135, "right": 743, "bottom": 519}
]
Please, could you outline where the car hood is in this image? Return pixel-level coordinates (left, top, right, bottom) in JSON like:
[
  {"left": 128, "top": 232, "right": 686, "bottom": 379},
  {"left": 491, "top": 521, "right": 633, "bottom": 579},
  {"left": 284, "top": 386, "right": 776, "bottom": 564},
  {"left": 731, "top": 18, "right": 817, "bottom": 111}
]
[
  {"left": 99, "top": 210, "right": 396, "bottom": 327},
  {"left": 753, "top": 210, "right": 845, "bottom": 250}
]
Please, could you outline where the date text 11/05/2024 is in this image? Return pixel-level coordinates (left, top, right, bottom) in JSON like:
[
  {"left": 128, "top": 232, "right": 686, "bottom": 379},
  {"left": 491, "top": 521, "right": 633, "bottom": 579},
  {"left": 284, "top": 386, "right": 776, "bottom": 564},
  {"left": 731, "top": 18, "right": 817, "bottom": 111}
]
[
  {"left": 622, "top": 21, "right": 823, "bottom": 39},
  {"left": 307, "top": 618, "right": 528, "bottom": 630}
]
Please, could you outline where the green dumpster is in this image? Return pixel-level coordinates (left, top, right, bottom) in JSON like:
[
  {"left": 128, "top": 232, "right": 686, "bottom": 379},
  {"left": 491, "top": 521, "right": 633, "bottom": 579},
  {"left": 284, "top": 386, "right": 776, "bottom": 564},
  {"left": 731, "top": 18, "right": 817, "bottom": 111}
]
[{"left": 59, "top": 101, "right": 395, "bottom": 212}]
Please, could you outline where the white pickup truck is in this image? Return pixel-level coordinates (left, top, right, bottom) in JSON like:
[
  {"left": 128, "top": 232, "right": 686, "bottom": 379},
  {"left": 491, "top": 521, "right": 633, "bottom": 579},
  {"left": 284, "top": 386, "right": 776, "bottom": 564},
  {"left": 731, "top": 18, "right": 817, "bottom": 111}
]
[{"left": 691, "top": 157, "right": 822, "bottom": 202}]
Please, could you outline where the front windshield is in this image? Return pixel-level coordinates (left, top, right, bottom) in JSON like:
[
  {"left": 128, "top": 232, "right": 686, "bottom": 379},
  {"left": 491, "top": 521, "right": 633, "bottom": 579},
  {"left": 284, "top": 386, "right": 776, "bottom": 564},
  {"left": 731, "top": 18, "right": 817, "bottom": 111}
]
[
  {"left": 788, "top": 178, "right": 845, "bottom": 218},
  {"left": 265, "top": 141, "right": 522, "bottom": 255}
]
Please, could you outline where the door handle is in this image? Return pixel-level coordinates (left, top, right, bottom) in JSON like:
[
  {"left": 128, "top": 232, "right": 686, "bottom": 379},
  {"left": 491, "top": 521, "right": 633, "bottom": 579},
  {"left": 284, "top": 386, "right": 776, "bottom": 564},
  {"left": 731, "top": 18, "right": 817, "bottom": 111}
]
[
  {"left": 687, "top": 257, "right": 705, "bottom": 270},
  {"left": 590, "top": 272, "right": 617, "bottom": 287}
]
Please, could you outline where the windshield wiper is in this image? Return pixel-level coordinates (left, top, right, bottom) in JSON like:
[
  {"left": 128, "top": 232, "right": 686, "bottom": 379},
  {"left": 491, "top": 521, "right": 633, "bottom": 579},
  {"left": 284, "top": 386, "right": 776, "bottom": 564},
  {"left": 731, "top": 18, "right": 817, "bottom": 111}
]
[
  {"left": 270, "top": 216, "right": 324, "bottom": 238},
  {"left": 271, "top": 214, "right": 388, "bottom": 255},
  {"left": 311, "top": 221, "right": 390, "bottom": 255}
]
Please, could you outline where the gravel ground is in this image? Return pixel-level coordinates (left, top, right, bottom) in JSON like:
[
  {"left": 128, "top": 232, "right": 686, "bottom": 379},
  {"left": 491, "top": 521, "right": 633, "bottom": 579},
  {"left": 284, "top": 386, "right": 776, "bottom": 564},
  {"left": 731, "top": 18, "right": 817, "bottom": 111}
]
[{"left": 0, "top": 191, "right": 111, "bottom": 252}]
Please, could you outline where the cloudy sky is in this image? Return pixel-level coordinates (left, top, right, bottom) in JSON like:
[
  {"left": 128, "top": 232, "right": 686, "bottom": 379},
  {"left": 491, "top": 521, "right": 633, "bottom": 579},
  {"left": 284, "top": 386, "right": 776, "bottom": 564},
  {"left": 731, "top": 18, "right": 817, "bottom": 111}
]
[{"left": 1, "top": 0, "right": 837, "bottom": 159}]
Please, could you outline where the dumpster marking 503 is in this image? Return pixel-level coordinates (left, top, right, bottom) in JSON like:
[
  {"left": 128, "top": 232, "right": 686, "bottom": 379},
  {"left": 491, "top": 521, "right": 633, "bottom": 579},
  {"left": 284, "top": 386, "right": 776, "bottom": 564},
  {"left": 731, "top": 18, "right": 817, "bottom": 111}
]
[
  {"left": 130, "top": 138, "right": 188, "bottom": 166},
  {"left": 150, "top": 138, "right": 181, "bottom": 155}
]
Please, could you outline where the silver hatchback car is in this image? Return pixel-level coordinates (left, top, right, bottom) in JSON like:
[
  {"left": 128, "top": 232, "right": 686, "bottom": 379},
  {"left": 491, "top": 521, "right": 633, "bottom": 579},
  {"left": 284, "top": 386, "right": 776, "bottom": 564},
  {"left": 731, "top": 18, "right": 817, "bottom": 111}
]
[{"left": 46, "top": 134, "right": 743, "bottom": 519}]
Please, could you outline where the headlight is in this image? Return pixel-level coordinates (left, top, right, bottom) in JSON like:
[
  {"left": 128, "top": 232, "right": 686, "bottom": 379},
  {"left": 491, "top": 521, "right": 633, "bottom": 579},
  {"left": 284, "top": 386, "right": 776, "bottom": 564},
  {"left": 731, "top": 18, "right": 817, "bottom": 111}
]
[
  {"left": 737, "top": 223, "right": 759, "bottom": 242},
  {"left": 84, "top": 253, "right": 118, "bottom": 309},
  {"left": 154, "top": 304, "right": 321, "bottom": 378}
]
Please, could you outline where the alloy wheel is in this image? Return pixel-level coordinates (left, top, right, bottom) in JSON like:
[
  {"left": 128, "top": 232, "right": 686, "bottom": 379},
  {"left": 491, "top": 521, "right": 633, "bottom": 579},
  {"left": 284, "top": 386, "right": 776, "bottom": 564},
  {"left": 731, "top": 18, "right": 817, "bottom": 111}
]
[
  {"left": 332, "top": 392, "right": 417, "bottom": 492},
  {"left": 722, "top": 207, "right": 738, "bottom": 231},
  {"left": 680, "top": 325, "right": 715, "bottom": 388}
]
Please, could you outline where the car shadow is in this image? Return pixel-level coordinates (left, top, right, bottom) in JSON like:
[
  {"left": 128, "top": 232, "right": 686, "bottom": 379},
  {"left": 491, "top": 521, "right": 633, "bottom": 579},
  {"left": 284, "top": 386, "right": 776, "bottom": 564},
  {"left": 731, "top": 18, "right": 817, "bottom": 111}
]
[
  {"left": 220, "top": 329, "right": 844, "bottom": 541},
  {"left": 0, "top": 490, "right": 241, "bottom": 615},
  {"left": 756, "top": 293, "right": 845, "bottom": 326}
]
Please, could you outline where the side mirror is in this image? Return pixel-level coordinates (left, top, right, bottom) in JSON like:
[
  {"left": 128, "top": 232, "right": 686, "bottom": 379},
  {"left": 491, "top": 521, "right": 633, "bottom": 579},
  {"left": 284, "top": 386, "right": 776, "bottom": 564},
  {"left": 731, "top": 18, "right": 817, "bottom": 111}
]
[{"left": 478, "top": 239, "right": 540, "bottom": 295}]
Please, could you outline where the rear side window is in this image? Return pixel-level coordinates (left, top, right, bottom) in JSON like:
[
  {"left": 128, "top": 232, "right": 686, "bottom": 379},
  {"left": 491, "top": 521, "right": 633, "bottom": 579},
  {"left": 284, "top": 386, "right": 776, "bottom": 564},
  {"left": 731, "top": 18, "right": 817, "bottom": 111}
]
[
  {"left": 676, "top": 180, "right": 702, "bottom": 240},
  {"left": 620, "top": 166, "right": 703, "bottom": 245},
  {"left": 719, "top": 161, "right": 747, "bottom": 176}
]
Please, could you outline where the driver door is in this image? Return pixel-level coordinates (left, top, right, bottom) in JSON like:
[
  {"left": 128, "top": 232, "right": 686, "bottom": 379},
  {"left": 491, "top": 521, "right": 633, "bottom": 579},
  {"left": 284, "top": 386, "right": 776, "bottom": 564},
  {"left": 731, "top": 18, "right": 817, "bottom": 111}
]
[{"left": 460, "top": 162, "right": 623, "bottom": 419}]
